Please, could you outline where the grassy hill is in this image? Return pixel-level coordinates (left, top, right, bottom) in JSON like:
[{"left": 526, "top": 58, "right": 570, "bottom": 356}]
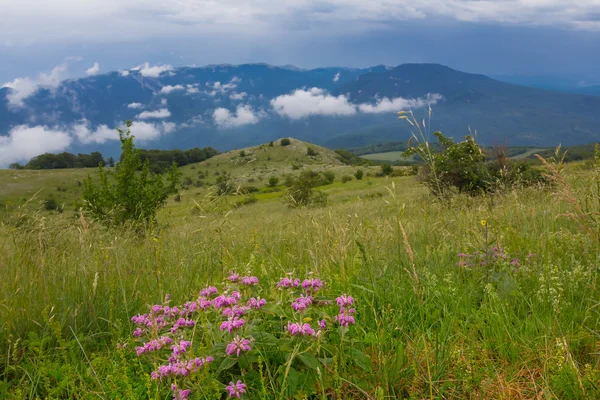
[{"left": 0, "top": 138, "right": 384, "bottom": 213}]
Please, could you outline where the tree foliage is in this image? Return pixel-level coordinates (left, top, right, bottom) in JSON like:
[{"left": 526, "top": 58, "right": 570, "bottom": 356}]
[{"left": 82, "top": 121, "right": 181, "bottom": 227}]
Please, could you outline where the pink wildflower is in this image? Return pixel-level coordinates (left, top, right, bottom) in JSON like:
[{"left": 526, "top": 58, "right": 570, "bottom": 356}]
[
  {"left": 246, "top": 297, "right": 267, "bottom": 309},
  {"left": 200, "top": 286, "right": 218, "bottom": 297},
  {"left": 241, "top": 276, "right": 259, "bottom": 285},
  {"left": 291, "top": 295, "right": 312, "bottom": 312},
  {"left": 228, "top": 271, "right": 240, "bottom": 283},
  {"left": 225, "top": 380, "right": 246, "bottom": 398},
  {"left": 220, "top": 317, "right": 245, "bottom": 333},
  {"left": 302, "top": 279, "right": 324, "bottom": 293},
  {"left": 225, "top": 335, "right": 252, "bottom": 357}
]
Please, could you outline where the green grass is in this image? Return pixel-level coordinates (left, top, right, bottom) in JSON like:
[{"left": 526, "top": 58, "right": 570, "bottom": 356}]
[
  {"left": 360, "top": 151, "right": 415, "bottom": 163},
  {"left": 1, "top": 143, "right": 600, "bottom": 399}
]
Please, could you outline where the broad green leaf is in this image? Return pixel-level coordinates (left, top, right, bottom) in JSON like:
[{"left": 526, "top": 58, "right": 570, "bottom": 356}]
[
  {"left": 349, "top": 348, "right": 372, "bottom": 371},
  {"left": 216, "top": 357, "right": 237, "bottom": 374},
  {"left": 298, "top": 352, "right": 320, "bottom": 370}
]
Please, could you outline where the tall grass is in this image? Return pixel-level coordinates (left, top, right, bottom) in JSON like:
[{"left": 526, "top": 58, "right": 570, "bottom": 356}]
[{"left": 1, "top": 174, "right": 599, "bottom": 398}]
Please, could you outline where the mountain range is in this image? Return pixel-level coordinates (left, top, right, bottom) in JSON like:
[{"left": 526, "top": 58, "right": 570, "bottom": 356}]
[{"left": 2, "top": 62, "right": 600, "bottom": 163}]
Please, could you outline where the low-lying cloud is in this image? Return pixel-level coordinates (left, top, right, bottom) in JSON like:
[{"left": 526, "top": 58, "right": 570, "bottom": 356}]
[
  {"left": 160, "top": 84, "right": 184, "bottom": 94},
  {"left": 137, "top": 108, "right": 171, "bottom": 119},
  {"left": 0, "top": 125, "right": 72, "bottom": 166},
  {"left": 1, "top": 58, "right": 78, "bottom": 107},
  {"left": 270, "top": 88, "right": 357, "bottom": 119},
  {"left": 0, "top": 120, "right": 177, "bottom": 166},
  {"left": 86, "top": 62, "right": 100, "bottom": 76},
  {"left": 134, "top": 62, "right": 173, "bottom": 78},
  {"left": 213, "top": 104, "right": 261, "bottom": 128},
  {"left": 358, "top": 93, "right": 443, "bottom": 113},
  {"left": 271, "top": 87, "right": 442, "bottom": 119}
]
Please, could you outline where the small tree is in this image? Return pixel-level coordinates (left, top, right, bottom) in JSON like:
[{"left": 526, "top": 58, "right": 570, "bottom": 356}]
[
  {"left": 107, "top": 156, "right": 115, "bottom": 167},
  {"left": 354, "top": 169, "right": 364, "bottom": 180},
  {"left": 268, "top": 176, "right": 280, "bottom": 188},
  {"left": 285, "top": 170, "right": 327, "bottom": 208},
  {"left": 380, "top": 164, "right": 393, "bottom": 176},
  {"left": 269, "top": 141, "right": 274, "bottom": 147},
  {"left": 82, "top": 121, "right": 181, "bottom": 227},
  {"left": 280, "top": 138, "right": 291, "bottom": 147},
  {"left": 306, "top": 147, "right": 318, "bottom": 157}
]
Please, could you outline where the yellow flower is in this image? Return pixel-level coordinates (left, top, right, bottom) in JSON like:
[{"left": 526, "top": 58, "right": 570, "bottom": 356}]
[
  {"left": 303, "top": 317, "right": 312, "bottom": 323},
  {"left": 480, "top": 219, "right": 487, "bottom": 227}
]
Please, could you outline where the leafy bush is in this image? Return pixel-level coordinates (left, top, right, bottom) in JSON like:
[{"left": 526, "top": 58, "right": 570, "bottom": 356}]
[
  {"left": 215, "top": 175, "right": 234, "bottom": 196},
  {"left": 306, "top": 146, "right": 318, "bottom": 157},
  {"left": 322, "top": 171, "right": 335, "bottom": 184},
  {"left": 268, "top": 141, "right": 274, "bottom": 147},
  {"left": 401, "top": 111, "right": 545, "bottom": 196},
  {"left": 354, "top": 169, "right": 364, "bottom": 180},
  {"left": 267, "top": 176, "right": 279, "bottom": 188},
  {"left": 43, "top": 197, "right": 62, "bottom": 212},
  {"left": 82, "top": 121, "right": 181, "bottom": 227},
  {"left": 285, "top": 170, "right": 328, "bottom": 207},
  {"left": 379, "top": 164, "right": 393, "bottom": 176},
  {"left": 280, "top": 138, "right": 291, "bottom": 147},
  {"left": 341, "top": 175, "right": 352, "bottom": 184}
]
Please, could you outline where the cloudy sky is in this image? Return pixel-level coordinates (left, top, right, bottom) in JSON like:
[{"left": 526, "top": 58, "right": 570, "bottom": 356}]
[{"left": 1, "top": 0, "right": 600, "bottom": 83}]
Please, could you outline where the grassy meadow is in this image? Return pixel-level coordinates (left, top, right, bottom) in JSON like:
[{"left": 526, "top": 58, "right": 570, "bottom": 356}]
[{"left": 1, "top": 140, "right": 600, "bottom": 399}]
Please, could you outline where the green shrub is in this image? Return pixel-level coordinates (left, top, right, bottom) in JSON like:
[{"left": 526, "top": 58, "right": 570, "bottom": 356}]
[
  {"left": 235, "top": 195, "right": 258, "bottom": 208},
  {"left": 354, "top": 169, "right": 364, "bottom": 180},
  {"left": 285, "top": 170, "right": 328, "bottom": 207},
  {"left": 82, "top": 121, "right": 181, "bottom": 227},
  {"left": 322, "top": 171, "right": 335, "bottom": 184},
  {"left": 280, "top": 138, "right": 291, "bottom": 146},
  {"left": 379, "top": 164, "right": 393, "bottom": 176},
  {"left": 341, "top": 175, "right": 352, "bottom": 184},
  {"left": 43, "top": 197, "right": 62, "bottom": 212},
  {"left": 268, "top": 176, "right": 280, "bottom": 188},
  {"left": 306, "top": 146, "right": 318, "bottom": 157}
]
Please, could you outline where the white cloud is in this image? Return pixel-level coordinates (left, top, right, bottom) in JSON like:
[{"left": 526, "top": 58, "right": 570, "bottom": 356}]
[
  {"left": 86, "top": 62, "right": 100, "bottom": 76},
  {"left": 136, "top": 108, "right": 171, "bottom": 119},
  {"left": 136, "top": 62, "right": 173, "bottom": 78},
  {"left": 187, "top": 87, "right": 200, "bottom": 94},
  {"left": 120, "top": 70, "right": 130, "bottom": 77},
  {"left": 160, "top": 84, "right": 184, "bottom": 94},
  {"left": 270, "top": 87, "right": 357, "bottom": 119},
  {"left": 333, "top": 72, "right": 341, "bottom": 82},
  {"left": 0, "top": 125, "right": 72, "bottom": 166},
  {"left": 213, "top": 104, "right": 261, "bottom": 128},
  {"left": 206, "top": 77, "right": 240, "bottom": 96},
  {"left": 271, "top": 87, "right": 441, "bottom": 119},
  {"left": 72, "top": 121, "right": 116, "bottom": 144},
  {"left": 161, "top": 121, "right": 177, "bottom": 134},
  {"left": 357, "top": 93, "right": 443, "bottom": 113},
  {"left": 127, "top": 102, "right": 143, "bottom": 109},
  {"left": 230, "top": 91, "right": 247, "bottom": 100},
  {"left": 2, "top": 77, "right": 37, "bottom": 107},
  {"left": 2, "top": 59, "right": 75, "bottom": 107},
  {"left": 0, "top": 120, "right": 178, "bottom": 166}
]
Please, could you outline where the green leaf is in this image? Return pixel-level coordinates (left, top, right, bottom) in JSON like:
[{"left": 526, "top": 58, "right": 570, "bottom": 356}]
[
  {"left": 216, "top": 357, "right": 237, "bottom": 374},
  {"left": 349, "top": 348, "right": 372, "bottom": 371},
  {"left": 298, "top": 352, "right": 320, "bottom": 371}
]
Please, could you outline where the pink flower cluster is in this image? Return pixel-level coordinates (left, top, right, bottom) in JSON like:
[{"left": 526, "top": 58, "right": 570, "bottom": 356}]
[
  {"left": 171, "top": 384, "right": 191, "bottom": 400},
  {"left": 228, "top": 271, "right": 240, "bottom": 282},
  {"left": 223, "top": 305, "right": 249, "bottom": 318},
  {"left": 200, "top": 286, "right": 219, "bottom": 297},
  {"left": 225, "top": 335, "right": 252, "bottom": 357},
  {"left": 226, "top": 380, "right": 247, "bottom": 398},
  {"left": 287, "top": 322, "right": 316, "bottom": 336},
  {"left": 277, "top": 277, "right": 300, "bottom": 288},
  {"left": 335, "top": 295, "right": 356, "bottom": 327},
  {"left": 135, "top": 336, "right": 173, "bottom": 356},
  {"left": 171, "top": 318, "right": 195, "bottom": 333},
  {"left": 213, "top": 292, "right": 241, "bottom": 308},
  {"left": 241, "top": 276, "right": 259, "bottom": 285},
  {"left": 220, "top": 316, "right": 246, "bottom": 333},
  {"left": 302, "top": 278, "right": 324, "bottom": 293},
  {"left": 151, "top": 356, "right": 214, "bottom": 380},
  {"left": 291, "top": 295, "right": 313, "bottom": 312},
  {"left": 247, "top": 297, "right": 266, "bottom": 309}
]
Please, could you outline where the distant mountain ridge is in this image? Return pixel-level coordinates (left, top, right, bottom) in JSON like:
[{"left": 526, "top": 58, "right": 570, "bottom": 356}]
[{"left": 2, "top": 62, "right": 600, "bottom": 163}]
